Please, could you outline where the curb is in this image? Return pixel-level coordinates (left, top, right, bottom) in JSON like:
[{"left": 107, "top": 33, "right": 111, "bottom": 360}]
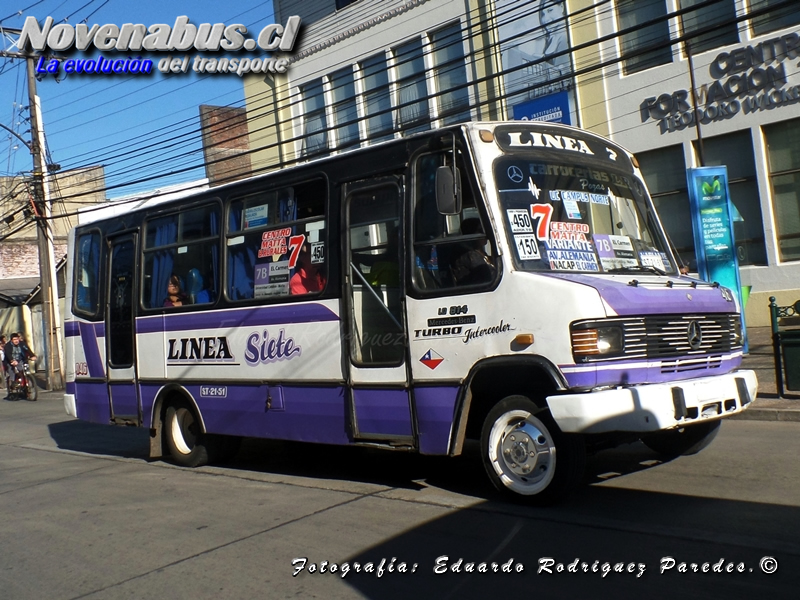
[{"left": 730, "top": 408, "right": 800, "bottom": 423}]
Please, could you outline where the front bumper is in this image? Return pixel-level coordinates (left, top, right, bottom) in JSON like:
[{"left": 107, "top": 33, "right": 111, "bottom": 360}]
[{"left": 546, "top": 370, "right": 757, "bottom": 434}]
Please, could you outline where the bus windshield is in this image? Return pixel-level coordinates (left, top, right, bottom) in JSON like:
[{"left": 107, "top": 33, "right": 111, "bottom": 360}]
[{"left": 495, "top": 157, "right": 677, "bottom": 275}]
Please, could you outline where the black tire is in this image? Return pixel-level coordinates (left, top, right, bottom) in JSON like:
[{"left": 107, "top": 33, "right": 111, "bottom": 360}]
[
  {"left": 641, "top": 420, "right": 721, "bottom": 458},
  {"left": 25, "top": 376, "right": 37, "bottom": 402},
  {"left": 480, "top": 395, "right": 585, "bottom": 505},
  {"left": 164, "top": 401, "right": 212, "bottom": 467}
]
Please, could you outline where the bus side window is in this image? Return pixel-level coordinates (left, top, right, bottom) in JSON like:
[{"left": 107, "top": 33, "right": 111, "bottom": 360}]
[
  {"left": 412, "top": 151, "right": 497, "bottom": 292},
  {"left": 74, "top": 231, "right": 101, "bottom": 316},
  {"left": 142, "top": 204, "right": 221, "bottom": 309},
  {"left": 226, "top": 179, "right": 327, "bottom": 302}
]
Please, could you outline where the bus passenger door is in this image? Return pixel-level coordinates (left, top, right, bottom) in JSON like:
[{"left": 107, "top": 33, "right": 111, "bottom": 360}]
[
  {"left": 106, "top": 234, "right": 140, "bottom": 425},
  {"left": 344, "top": 180, "right": 413, "bottom": 445}
]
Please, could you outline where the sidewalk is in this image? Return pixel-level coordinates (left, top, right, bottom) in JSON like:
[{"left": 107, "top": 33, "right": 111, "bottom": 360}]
[{"left": 734, "top": 326, "right": 800, "bottom": 422}]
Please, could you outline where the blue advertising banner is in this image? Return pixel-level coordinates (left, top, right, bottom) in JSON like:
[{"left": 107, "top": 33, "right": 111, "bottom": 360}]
[
  {"left": 512, "top": 90, "right": 572, "bottom": 125},
  {"left": 686, "top": 166, "right": 748, "bottom": 350}
]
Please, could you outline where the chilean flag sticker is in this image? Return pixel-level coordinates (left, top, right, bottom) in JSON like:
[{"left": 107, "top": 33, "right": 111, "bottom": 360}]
[{"left": 420, "top": 349, "right": 444, "bottom": 370}]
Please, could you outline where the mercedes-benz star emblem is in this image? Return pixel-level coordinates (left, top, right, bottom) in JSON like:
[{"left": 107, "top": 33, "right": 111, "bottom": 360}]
[
  {"left": 507, "top": 165, "right": 524, "bottom": 183},
  {"left": 687, "top": 320, "right": 703, "bottom": 350}
]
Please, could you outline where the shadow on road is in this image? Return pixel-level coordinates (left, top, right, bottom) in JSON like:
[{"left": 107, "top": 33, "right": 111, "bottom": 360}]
[
  {"left": 331, "top": 485, "right": 800, "bottom": 600},
  {"left": 45, "top": 419, "right": 799, "bottom": 598},
  {"left": 48, "top": 419, "right": 150, "bottom": 459}
]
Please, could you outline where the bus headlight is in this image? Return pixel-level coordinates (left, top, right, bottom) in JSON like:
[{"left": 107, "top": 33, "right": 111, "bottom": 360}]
[{"left": 571, "top": 325, "right": 624, "bottom": 360}]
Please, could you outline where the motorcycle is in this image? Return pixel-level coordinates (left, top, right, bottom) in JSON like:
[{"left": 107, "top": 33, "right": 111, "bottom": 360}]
[{"left": 6, "top": 361, "right": 37, "bottom": 402}]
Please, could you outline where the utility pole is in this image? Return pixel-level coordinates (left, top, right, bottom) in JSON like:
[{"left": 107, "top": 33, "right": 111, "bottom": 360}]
[{"left": 25, "top": 55, "right": 64, "bottom": 391}]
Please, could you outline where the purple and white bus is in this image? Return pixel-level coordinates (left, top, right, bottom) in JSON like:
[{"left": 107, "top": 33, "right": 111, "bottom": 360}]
[{"left": 64, "top": 122, "right": 757, "bottom": 503}]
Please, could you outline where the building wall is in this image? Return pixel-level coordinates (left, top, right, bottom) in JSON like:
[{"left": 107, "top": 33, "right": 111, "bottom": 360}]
[
  {"left": 1, "top": 165, "right": 105, "bottom": 279},
  {"left": 199, "top": 105, "right": 252, "bottom": 186},
  {"left": 247, "top": 0, "right": 489, "bottom": 173},
  {"left": 592, "top": 1, "right": 800, "bottom": 325},
  {"left": 246, "top": 0, "right": 800, "bottom": 326}
]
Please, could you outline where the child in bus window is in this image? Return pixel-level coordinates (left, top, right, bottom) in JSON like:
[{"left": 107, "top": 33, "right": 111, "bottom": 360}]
[{"left": 163, "top": 274, "right": 189, "bottom": 307}]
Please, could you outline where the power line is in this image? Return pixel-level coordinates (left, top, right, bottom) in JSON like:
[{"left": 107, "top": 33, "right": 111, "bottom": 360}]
[{"left": 2, "top": 0, "right": 795, "bottom": 211}]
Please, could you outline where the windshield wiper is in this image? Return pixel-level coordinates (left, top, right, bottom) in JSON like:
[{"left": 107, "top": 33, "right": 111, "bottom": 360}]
[{"left": 605, "top": 265, "right": 667, "bottom": 276}]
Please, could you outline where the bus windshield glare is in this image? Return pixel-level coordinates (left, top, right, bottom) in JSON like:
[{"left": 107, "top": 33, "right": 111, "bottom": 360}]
[{"left": 495, "top": 157, "right": 677, "bottom": 275}]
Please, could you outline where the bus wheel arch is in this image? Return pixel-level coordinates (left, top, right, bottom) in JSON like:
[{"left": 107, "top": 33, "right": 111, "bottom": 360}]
[
  {"left": 152, "top": 386, "right": 210, "bottom": 467},
  {"left": 454, "top": 358, "right": 585, "bottom": 503},
  {"left": 457, "top": 358, "right": 567, "bottom": 445}
]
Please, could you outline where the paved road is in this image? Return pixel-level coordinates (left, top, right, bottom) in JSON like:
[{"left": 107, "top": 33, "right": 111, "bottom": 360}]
[{"left": 1, "top": 393, "right": 799, "bottom": 599}]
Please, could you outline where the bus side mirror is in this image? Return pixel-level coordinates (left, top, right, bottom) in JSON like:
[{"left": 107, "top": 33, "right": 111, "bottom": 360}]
[{"left": 435, "top": 166, "right": 462, "bottom": 215}]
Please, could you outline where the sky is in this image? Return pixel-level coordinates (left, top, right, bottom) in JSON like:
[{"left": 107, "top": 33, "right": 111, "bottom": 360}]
[{"left": 0, "top": 0, "right": 277, "bottom": 198}]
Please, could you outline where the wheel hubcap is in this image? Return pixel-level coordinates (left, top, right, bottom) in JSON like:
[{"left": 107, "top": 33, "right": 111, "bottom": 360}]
[
  {"left": 171, "top": 408, "right": 197, "bottom": 455},
  {"left": 489, "top": 410, "right": 556, "bottom": 495}
]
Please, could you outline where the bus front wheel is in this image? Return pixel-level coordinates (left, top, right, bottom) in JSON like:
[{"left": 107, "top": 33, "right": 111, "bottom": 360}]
[
  {"left": 165, "top": 401, "right": 211, "bottom": 468},
  {"left": 480, "top": 395, "right": 585, "bottom": 504}
]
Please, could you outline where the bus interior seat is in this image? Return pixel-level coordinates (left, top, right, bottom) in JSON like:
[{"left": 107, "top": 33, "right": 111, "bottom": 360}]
[{"left": 187, "top": 268, "right": 211, "bottom": 304}]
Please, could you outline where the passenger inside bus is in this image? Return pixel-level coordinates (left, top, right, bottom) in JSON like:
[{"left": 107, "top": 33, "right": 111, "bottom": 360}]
[
  {"left": 450, "top": 218, "right": 496, "bottom": 286},
  {"left": 163, "top": 274, "right": 189, "bottom": 307},
  {"left": 290, "top": 243, "right": 326, "bottom": 294}
]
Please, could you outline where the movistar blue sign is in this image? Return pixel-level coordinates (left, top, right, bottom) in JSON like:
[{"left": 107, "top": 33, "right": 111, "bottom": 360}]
[{"left": 686, "top": 166, "right": 747, "bottom": 350}]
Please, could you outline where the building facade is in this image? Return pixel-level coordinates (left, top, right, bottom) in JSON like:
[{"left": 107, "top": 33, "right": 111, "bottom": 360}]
[
  {"left": 0, "top": 165, "right": 106, "bottom": 280},
  {"left": 243, "top": 0, "right": 800, "bottom": 325}
]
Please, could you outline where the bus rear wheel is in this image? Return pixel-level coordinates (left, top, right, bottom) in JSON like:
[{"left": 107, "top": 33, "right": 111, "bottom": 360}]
[
  {"left": 165, "top": 401, "right": 211, "bottom": 467},
  {"left": 481, "top": 395, "right": 585, "bottom": 504}
]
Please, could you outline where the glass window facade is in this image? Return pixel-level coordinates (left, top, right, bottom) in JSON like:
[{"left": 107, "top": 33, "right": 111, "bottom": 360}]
[
  {"left": 430, "top": 23, "right": 471, "bottom": 125},
  {"left": 637, "top": 145, "right": 696, "bottom": 270},
  {"left": 750, "top": 0, "right": 800, "bottom": 36},
  {"left": 301, "top": 79, "right": 328, "bottom": 156},
  {"left": 617, "top": 0, "right": 673, "bottom": 74},
  {"left": 765, "top": 118, "right": 800, "bottom": 263},
  {"left": 330, "top": 67, "right": 359, "bottom": 149},
  {"left": 679, "top": 0, "right": 738, "bottom": 55},
  {"left": 361, "top": 53, "right": 393, "bottom": 142},
  {"left": 394, "top": 38, "right": 430, "bottom": 134},
  {"left": 297, "top": 21, "right": 472, "bottom": 150}
]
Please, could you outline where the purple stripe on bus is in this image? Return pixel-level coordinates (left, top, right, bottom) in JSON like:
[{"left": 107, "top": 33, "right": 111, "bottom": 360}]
[
  {"left": 561, "top": 354, "right": 742, "bottom": 389},
  {"left": 191, "top": 384, "right": 350, "bottom": 444},
  {"left": 79, "top": 322, "right": 105, "bottom": 379},
  {"left": 353, "top": 388, "right": 413, "bottom": 437},
  {"left": 94, "top": 322, "right": 105, "bottom": 337},
  {"left": 65, "top": 321, "right": 80, "bottom": 337},
  {"left": 543, "top": 273, "right": 735, "bottom": 316},
  {"left": 109, "top": 383, "right": 138, "bottom": 418},
  {"left": 136, "top": 303, "right": 339, "bottom": 334},
  {"left": 66, "top": 381, "right": 76, "bottom": 395},
  {"left": 414, "top": 386, "right": 459, "bottom": 455},
  {"left": 74, "top": 381, "right": 110, "bottom": 424}
]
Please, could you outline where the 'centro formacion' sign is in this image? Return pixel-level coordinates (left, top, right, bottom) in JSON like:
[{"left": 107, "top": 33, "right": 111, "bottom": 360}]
[{"left": 640, "top": 32, "right": 800, "bottom": 134}]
